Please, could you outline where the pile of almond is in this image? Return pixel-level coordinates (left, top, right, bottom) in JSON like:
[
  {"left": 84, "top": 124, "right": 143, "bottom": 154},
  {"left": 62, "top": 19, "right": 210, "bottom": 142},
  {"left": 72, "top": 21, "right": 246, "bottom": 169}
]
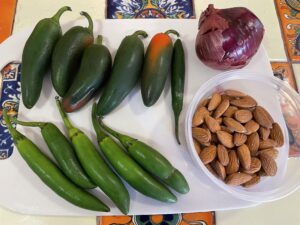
[{"left": 192, "top": 90, "right": 284, "bottom": 187}]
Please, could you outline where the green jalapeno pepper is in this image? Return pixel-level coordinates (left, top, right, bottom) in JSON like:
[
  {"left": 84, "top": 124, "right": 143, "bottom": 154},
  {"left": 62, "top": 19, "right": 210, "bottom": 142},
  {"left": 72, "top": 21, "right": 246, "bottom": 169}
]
[
  {"left": 21, "top": 6, "right": 71, "bottom": 108},
  {"left": 55, "top": 97, "right": 129, "bottom": 215},
  {"left": 2, "top": 109, "right": 109, "bottom": 212}
]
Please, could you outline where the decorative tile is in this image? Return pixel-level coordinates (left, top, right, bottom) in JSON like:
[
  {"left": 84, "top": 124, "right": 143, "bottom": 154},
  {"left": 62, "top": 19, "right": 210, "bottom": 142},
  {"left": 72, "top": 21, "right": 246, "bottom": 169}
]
[
  {"left": 271, "top": 61, "right": 298, "bottom": 90},
  {"left": 98, "top": 212, "right": 215, "bottom": 225},
  {"left": 106, "top": 0, "right": 195, "bottom": 19},
  {"left": 0, "top": 0, "right": 17, "bottom": 43},
  {"left": 274, "top": 0, "right": 300, "bottom": 62}
]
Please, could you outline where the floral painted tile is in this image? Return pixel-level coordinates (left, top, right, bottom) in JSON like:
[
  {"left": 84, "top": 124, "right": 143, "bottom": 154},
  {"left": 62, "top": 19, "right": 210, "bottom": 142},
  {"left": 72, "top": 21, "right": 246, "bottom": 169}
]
[
  {"left": 274, "top": 0, "right": 300, "bottom": 62},
  {"left": 106, "top": 0, "right": 195, "bottom": 19},
  {"left": 0, "top": 0, "right": 17, "bottom": 43},
  {"left": 271, "top": 61, "right": 298, "bottom": 91}
]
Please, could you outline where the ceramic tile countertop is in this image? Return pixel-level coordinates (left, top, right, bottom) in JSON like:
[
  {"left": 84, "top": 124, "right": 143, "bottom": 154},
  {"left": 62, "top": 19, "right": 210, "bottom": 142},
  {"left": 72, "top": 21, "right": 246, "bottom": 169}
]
[{"left": 1, "top": 0, "right": 300, "bottom": 225}]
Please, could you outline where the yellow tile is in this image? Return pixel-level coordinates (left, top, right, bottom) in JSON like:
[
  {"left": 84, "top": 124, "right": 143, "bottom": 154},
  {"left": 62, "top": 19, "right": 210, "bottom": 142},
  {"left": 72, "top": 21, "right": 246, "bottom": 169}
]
[{"left": 194, "top": 0, "right": 286, "bottom": 61}]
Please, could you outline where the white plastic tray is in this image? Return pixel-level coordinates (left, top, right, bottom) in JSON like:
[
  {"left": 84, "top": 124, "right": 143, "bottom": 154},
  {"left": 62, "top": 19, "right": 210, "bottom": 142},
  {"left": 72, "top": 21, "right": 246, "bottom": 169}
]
[{"left": 0, "top": 19, "right": 273, "bottom": 216}]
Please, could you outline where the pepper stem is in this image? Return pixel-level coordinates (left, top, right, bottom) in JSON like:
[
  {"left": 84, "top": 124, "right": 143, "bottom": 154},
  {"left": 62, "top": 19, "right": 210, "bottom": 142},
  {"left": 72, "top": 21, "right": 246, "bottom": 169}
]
[
  {"left": 164, "top": 29, "right": 180, "bottom": 38},
  {"left": 91, "top": 103, "right": 107, "bottom": 142},
  {"left": 55, "top": 96, "right": 74, "bottom": 130},
  {"left": 2, "top": 108, "right": 24, "bottom": 141},
  {"left": 11, "top": 118, "right": 46, "bottom": 129},
  {"left": 95, "top": 35, "right": 103, "bottom": 45},
  {"left": 80, "top": 11, "right": 93, "bottom": 33},
  {"left": 132, "top": 30, "right": 148, "bottom": 39},
  {"left": 51, "top": 6, "right": 72, "bottom": 22}
]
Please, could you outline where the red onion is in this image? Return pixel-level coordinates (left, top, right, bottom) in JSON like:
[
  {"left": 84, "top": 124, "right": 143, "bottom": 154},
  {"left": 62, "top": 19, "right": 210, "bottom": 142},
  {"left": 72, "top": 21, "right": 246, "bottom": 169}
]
[{"left": 195, "top": 4, "right": 264, "bottom": 70}]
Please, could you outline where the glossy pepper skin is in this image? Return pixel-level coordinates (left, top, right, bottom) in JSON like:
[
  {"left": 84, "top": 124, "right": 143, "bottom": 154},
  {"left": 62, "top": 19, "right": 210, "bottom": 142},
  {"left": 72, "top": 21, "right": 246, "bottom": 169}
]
[
  {"left": 141, "top": 30, "right": 179, "bottom": 107},
  {"left": 21, "top": 6, "right": 71, "bottom": 109},
  {"left": 2, "top": 109, "right": 109, "bottom": 212},
  {"left": 99, "top": 119, "right": 190, "bottom": 194},
  {"left": 55, "top": 98, "right": 130, "bottom": 215},
  {"left": 51, "top": 11, "right": 94, "bottom": 97},
  {"left": 12, "top": 120, "right": 95, "bottom": 189},
  {"left": 62, "top": 35, "right": 112, "bottom": 112},
  {"left": 171, "top": 38, "right": 185, "bottom": 145},
  {"left": 92, "top": 105, "right": 177, "bottom": 203},
  {"left": 96, "top": 31, "right": 147, "bottom": 116}
]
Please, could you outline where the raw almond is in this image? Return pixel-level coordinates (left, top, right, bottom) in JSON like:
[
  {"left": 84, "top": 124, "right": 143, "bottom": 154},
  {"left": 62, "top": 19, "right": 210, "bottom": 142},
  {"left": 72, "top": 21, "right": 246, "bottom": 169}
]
[
  {"left": 257, "top": 169, "right": 268, "bottom": 177},
  {"left": 216, "top": 131, "right": 234, "bottom": 148},
  {"left": 205, "top": 164, "right": 218, "bottom": 178},
  {"left": 205, "top": 115, "right": 221, "bottom": 133},
  {"left": 199, "top": 145, "right": 217, "bottom": 164},
  {"left": 258, "top": 148, "right": 279, "bottom": 159},
  {"left": 221, "top": 125, "right": 234, "bottom": 134},
  {"left": 217, "top": 144, "right": 229, "bottom": 166},
  {"left": 259, "top": 139, "right": 277, "bottom": 150},
  {"left": 223, "top": 117, "right": 247, "bottom": 133},
  {"left": 223, "top": 106, "right": 238, "bottom": 118},
  {"left": 230, "top": 96, "right": 257, "bottom": 108},
  {"left": 214, "top": 99, "right": 230, "bottom": 118},
  {"left": 260, "top": 153, "right": 277, "bottom": 176},
  {"left": 226, "top": 150, "right": 240, "bottom": 175},
  {"left": 269, "top": 122, "right": 284, "bottom": 147},
  {"left": 259, "top": 127, "right": 270, "bottom": 140},
  {"left": 224, "top": 89, "right": 247, "bottom": 97},
  {"left": 253, "top": 106, "right": 273, "bottom": 128},
  {"left": 192, "top": 107, "right": 209, "bottom": 127},
  {"left": 199, "top": 98, "right": 210, "bottom": 107},
  {"left": 225, "top": 172, "right": 252, "bottom": 186},
  {"left": 221, "top": 95, "right": 234, "bottom": 101},
  {"left": 234, "top": 110, "right": 253, "bottom": 123},
  {"left": 246, "top": 132, "right": 260, "bottom": 156},
  {"left": 216, "top": 117, "right": 223, "bottom": 124},
  {"left": 243, "top": 175, "right": 260, "bottom": 188},
  {"left": 193, "top": 138, "right": 201, "bottom": 155},
  {"left": 243, "top": 157, "right": 261, "bottom": 174},
  {"left": 208, "top": 92, "right": 222, "bottom": 111},
  {"left": 192, "top": 127, "right": 211, "bottom": 144},
  {"left": 234, "top": 133, "right": 247, "bottom": 147},
  {"left": 211, "top": 160, "right": 226, "bottom": 180},
  {"left": 245, "top": 120, "right": 260, "bottom": 134},
  {"left": 237, "top": 144, "right": 251, "bottom": 170}
]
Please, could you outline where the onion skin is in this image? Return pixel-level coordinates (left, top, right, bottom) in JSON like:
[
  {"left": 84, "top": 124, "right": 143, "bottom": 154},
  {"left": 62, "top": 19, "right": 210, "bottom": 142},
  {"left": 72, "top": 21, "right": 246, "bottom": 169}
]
[{"left": 195, "top": 4, "right": 264, "bottom": 70}]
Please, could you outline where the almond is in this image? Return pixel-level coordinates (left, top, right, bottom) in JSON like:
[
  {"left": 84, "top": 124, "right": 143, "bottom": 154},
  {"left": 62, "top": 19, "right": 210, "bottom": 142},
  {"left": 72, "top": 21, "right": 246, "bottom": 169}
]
[
  {"left": 245, "top": 120, "right": 260, "bottom": 134},
  {"left": 205, "top": 164, "right": 218, "bottom": 177},
  {"left": 208, "top": 92, "right": 222, "bottom": 111},
  {"left": 225, "top": 172, "right": 252, "bottom": 186},
  {"left": 253, "top": 106, "right": 273, "bottom": 128},
  {"left": 199, "top": 145, "right": 217, "bottom": 164},
  {"left": 259, "top": 139, "right": 277, "bottom": 149},
  {"left": 237, "top": 144, "right": 251, "bottom": 170},
  {"left": 193, "top": 138, "right": 201, "bottom": 155},
  {"left": 258, "top": 148, "right": 279, "bottom": 159},
  {"left": 258, "top": 169, "right": 268, "bottom": 177},
  {"left": 214, "top": 99, "right": 230, "bottom": 118},
  {"left": 234, "top": 110, "right": 253, "bottom": 123},
  {"left": 243, "top": 175, "right": 260, "bottom": 188},
  {"left": 246, "top": 132, "right": 260, "bottom": 156},
  {"left": 217, "top": 144, "right": 229, "bottom": 166},
  {"left": 211, "top": 133, "right": 219, "bottom": 144},
  {"left": 216, "top": 117, "right": 223, "bottom": 124},
  {"left": 223, "top": 117, "right": 247, "bottom": 133},
  {"left": 224, "top": 89, "right": 247, "bottom": 97},
  {"left": 216, "top": 131, "right": 234, "bottom": 148},
  {"left": 230, "top": 96, "right": 257, "bottom": 108},
  {"left": 234, "top": 133, "right": 247, "bottom": 147},
  {"left": 226, "top": 150, "right": 240, "bottom": 175},
  {"left": 221, "top": 94, "right": 234, "bottom": 101},
  {"left": 269, "top": 122, "right": 284, "bottom": 147},
  {"left": 211, "top": 160, "right": 226, "bottom": 180},
  {"left": 243, "top": 157, "right": 261, "bottom": 174},
  {"left": 205, "top": 115, "right": 221, "bottom": 133},
  {"left": 259, "top": 127, "right": 270, "bottom": 140},
  {"left": 259, "top": 153, "right": 277, "bottom": 176},
  {"left": 221, "top": 125, "right": 234, "bottom": 134},
  {"left": 192, "top": 107, "right": 209, "bottom": 127},
  {"left": 199, "top": 98, "right": 210, "bottom": 107},
  {"left": 192, "top": 127, "right": 211, "bottom": 144},
  {"left": 223, "top": 106, "right": 238, "bottom": 118}
]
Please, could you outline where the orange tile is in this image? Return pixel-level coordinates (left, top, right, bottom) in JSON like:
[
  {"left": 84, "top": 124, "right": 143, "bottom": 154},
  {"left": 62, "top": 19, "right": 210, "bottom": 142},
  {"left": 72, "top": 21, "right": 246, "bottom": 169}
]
[
  {"left": 274, "top": 0, "right": 300, "bottom": 62},
  {"left": 271, "top": 61, "right": 298, "bottom": 91},
  {"left": 0, "top": 0, "right": 17, "bottom": 43}
]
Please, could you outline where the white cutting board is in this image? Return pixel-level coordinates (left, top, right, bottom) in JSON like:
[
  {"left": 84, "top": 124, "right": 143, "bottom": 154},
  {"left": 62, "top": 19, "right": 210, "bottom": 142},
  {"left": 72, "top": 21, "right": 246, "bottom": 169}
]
[{"left": 0, "top": 19, "right": 273, "bottom": 216}]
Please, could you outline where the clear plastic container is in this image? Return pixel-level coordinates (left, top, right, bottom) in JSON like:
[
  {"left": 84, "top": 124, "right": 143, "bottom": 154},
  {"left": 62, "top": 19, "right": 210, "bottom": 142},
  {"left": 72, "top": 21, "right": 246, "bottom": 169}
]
[{"left": 185, "top": 70, "right": 300, "bottom": 203}]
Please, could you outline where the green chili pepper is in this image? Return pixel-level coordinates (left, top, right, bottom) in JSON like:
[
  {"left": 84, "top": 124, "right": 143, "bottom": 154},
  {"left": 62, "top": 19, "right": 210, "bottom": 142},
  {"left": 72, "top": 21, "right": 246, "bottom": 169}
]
[
  {"left": 171, "top": 38, "right": 185, "bottom": 145},
  {"left": 51, "top": 11, "right": 94, "bottom": 97},
  {"left": 11, "top": 119, "right": 95, "bottom": 189},
  {"left": 92, "top": 105, "right": 177, "bottom": 202},
  {"left": 21, "top": 6, "right": 71, "bottom": 109},
  {"left": 2, "top": 109, "right": 109, "bottom": 212},
  {"left": 99, "top": 120, "right": 189, "bottom": 194},
  {"left": 55, "top": 97, "right": 129, "bottom": 215}
]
